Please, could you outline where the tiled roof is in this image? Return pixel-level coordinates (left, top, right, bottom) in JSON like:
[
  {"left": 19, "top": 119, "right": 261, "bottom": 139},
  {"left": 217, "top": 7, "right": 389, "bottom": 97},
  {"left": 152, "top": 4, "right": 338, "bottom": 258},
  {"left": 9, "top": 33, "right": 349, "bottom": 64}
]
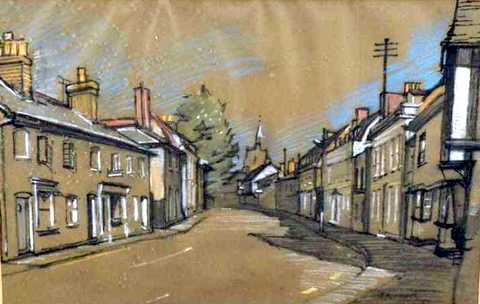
[
  {"left": 444, "top": 0, "right": 480, "bottom": 45},
  {"left": 0, "top": 80, "right": 148, "bottom": 152}
]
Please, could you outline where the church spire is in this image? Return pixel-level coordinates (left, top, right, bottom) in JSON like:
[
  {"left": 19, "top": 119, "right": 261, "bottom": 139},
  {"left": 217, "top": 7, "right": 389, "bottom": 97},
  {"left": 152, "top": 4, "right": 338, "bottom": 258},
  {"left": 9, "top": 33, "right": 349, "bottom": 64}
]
[{"left": 255, "top": 116, "right": 264, "bottom": 146}]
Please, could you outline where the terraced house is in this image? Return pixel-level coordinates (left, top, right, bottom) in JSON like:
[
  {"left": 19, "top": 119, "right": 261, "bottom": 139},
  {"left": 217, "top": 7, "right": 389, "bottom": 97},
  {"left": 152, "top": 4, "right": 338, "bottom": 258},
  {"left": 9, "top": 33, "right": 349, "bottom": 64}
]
[
  {"left": 368, "top": 83, "right": 425, "bottom": 239},
  {"left": 403, "top": 85, "right": 461, "bottom": 252},
  {"left": 297, "top": 146, "right": 321, "bottom": 218},
  {"left": 101, "top": 82, "right": 204, "bottom": 229},
  {"left": 323, "top": 123, "right": 354, "bottom": 228},
  {"left": 0, "top": 32, "right": 152, "bottom": 261}
]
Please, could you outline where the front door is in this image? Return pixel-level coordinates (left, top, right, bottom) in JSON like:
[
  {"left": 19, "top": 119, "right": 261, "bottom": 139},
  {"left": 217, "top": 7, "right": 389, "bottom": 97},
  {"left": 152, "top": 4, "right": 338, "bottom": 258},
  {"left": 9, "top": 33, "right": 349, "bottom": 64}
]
[{"left": 16, "top": 196, "right": 31, "bottom": 253}]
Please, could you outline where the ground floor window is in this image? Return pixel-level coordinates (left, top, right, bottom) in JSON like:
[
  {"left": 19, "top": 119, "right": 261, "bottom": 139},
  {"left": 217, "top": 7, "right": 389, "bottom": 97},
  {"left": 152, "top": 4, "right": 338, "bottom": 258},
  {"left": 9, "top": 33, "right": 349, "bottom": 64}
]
[
  {"left": 141, "top": 197, "right": 148, "bottom": 228},
  {"left": 66, "top": 196, "right": 79, "bottom": 226},
  {"left": 38, "top": 191, "right": 55, "bottom": 229},
  {"left": 109, "top": 194, "right": 124, "bottom": 226},
  {"left": 133, "top": 196, "right": 139, "bottom": 222},
  {"left": 412, "top": 189, "right": 436, "bottom": 222},
  {"left": 437, "top": 187, "right": 454, "bottom": 225}
]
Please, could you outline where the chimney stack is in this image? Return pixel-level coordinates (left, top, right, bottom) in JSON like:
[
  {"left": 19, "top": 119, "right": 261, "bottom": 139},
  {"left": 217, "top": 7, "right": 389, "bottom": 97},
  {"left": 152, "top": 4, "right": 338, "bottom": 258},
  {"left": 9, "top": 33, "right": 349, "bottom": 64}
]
[
  {"left": 403, "top": 81, "right": 422, "bottom": 95},
  {"left": 0, "top": 31, "right": 32, "bottom": 97},
  {"left": 354, "top": 107, "right": 369, "bottom": 122},
  {"left": 65, "top": 67, "right": 100, "bottom": 121},
  {"left": 134, "top": 81, "right": 152, "bottom": 129}
]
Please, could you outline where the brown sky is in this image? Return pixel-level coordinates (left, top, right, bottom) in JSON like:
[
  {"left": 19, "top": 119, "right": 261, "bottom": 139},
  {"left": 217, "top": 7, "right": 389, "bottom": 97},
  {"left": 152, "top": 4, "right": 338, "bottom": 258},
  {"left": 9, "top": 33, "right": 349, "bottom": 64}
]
[{"left": 0, "top": 0, "right": 455, "bottom": 160}]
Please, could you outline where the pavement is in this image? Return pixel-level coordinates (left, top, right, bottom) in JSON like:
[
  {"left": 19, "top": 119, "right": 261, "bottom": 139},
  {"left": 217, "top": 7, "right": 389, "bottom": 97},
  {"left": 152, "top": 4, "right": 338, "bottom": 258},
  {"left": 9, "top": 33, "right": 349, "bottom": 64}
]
[
  {"left": 3, "top": 213, "right": 206, "bottom": 276},
  {"left": 242, "top": 204, "right": 457, "bottom": 304}
]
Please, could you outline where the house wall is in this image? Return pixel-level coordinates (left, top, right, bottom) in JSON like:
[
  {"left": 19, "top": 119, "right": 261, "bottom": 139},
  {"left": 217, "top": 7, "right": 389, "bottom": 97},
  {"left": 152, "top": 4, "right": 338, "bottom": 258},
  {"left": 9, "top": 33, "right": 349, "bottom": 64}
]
[
  {"left": 163, "top": 147, "right": 184, "bottom": 226},
  {"left": 352, "top": 152, "right": 368, "bottom": 232},
  {"left": 275, "top": 177, "right": 298, "bottom": 214},
  {"left": 404, "top": 106, "right": 463, "bottom": 250},
  {"left": 324, "top": 144, "right": 352, "bottom": 228},
  {"left": 369, "top": 120, "right": 405, "bottom": 238},
  {"left": 0, "top": 123, "right": 150, "bottom": 261}
]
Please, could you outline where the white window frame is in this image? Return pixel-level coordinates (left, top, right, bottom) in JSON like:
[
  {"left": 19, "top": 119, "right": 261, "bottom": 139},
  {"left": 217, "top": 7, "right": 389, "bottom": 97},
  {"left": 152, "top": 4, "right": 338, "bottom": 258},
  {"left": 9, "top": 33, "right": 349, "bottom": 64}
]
[
  {"left": 14, "top": 128, "right": 31, "bottom": 160},
  {"left": 377, "top": 190, "right": 381, "bottom": 220},
  {"left": 394, "top": 185, "right": 399, "bottom": 223},
  {"left": 126, "top": 156, "right": 133, "bottom": 175},
  {"left": 111, "top": 153, "right": 121, "bottom": 172},
  {"left": 133, "top": 196, "right": 139, "bottom": 221},
  {"left": 66, "top": 196, "right": 79, "bottom": 226},
  {"left": 139, "top": 157, "right": 147, "bottom": 178},
  {"left": 451, "top": 67, "right": 471, "bottom": 139},
  {"left": 141, "top": 197, "right": 148, "bottom": 228},
  {"left": 90, "top": 147, "right": 101, "bottom": 171}
]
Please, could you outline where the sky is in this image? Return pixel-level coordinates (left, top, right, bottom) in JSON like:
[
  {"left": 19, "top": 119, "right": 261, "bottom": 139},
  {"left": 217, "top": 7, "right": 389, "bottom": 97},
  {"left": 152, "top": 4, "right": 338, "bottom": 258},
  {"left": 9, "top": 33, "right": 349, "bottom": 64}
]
[{"left": 0, "top": 0, "right": 455, "bottom": 163}]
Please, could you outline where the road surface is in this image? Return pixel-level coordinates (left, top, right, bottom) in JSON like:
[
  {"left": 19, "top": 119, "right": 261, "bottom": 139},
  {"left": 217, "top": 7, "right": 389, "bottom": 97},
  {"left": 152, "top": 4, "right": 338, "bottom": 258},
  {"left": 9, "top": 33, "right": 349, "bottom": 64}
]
[{"left": 4, "top": 208, "right": 360, "bottom": 304}]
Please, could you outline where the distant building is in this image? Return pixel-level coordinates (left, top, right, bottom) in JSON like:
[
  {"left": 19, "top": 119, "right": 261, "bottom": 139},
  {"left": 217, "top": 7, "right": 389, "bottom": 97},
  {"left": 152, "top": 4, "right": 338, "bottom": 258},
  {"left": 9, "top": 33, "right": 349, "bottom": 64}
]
[
  {"left": 350, "top": 108, "right": 380, "bottom": 232},
  {"left": 323, "top": 123, "right": 354, "bottom": 229},
  {"left": 275, "top": 148, "right": 299, "bottom": 214},
  {"left": 242, "top": 119, "right": 270, "bottom": 173},
  {"left": 297, "top": 146, "right": 322, "bottom": 219}
]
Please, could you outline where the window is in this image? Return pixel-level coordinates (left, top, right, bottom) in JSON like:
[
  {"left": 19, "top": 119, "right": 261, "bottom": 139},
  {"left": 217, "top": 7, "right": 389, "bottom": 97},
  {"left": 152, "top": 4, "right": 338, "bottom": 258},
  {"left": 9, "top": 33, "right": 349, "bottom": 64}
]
[
  {"left": 413, "top": 190, "right": 432, "bottom": 222},
  {"left": 66, "top": 196, "right": 79, "bottom": 226},
  {"left": 133, "top": 196, "right": 139, "bottom": 221},
  {"left": 109, "top": 194, "right": 123, "bottom": 226},
  {"left": 90, "top": 147, "right": 101, "bottom": 171},
  {"left": 380, "top": 145, "right": 386, "bottom": 175},
  {"left": 354, "top": 168, "right": 359, "bottom": 189},
  {"left": 38, "top": 191, "right": 55, "bottom": 229},
  {"left": 110, "top": 153, "right": 122, "bottom": 175},
  {"left": 360, "top": 167, "right": 365, "bottom": 189},
  {"left": 167, "top": 151, "right": 173, "bottom": 169},
  {"left": 126, "top": 156, "right": 133, "bottom": 175},
  {"left": 138, "top": 157, "right": 147, "bottom": 178},
  {"left": 393, "top": 137, "right": 400, "bottom": 171},
  {"left": 14, "top": 128, "right": 30, "bottom": 159},
  {"left": 141, "top": 197, "right": 148, "bottom": 228},
  {"left": 388, "top": 141, "right": 394, "bottom": 172},
  {"left": 37, "top": 136, "right": 52, "bottom": 166},
  {"left": 372, "top": 149, "right": 378, "bottom": 178},
  {"left": 377, "top": 190, "right": 382, "bottom": 220},
  {"left": 63, "top": 141, "right": 76, "bottom": 169},
  {"left": 417, "top": 132, "right": 426, "bottom": 166},
  {"left": 394, "top": 185, "right": 400, "bottom": 223},
  {"left": 386, "top": 187, "right": 393, "bottom": 224},
  {"left": 438, "top": 188, "right": 454, "bottom": 225},
  {"left": 371, "top": 191, "right": 376, "bottom": 219},
  {"left": 423, "top": 191, "right": 433, "bottom": 221}
]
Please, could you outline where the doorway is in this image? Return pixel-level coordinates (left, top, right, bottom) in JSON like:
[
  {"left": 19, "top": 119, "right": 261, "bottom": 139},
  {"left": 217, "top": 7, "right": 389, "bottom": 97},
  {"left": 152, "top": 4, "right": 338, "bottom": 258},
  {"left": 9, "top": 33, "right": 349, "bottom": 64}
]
[{"left": 16, "top": 195, "right": 31, "bottom": 254}]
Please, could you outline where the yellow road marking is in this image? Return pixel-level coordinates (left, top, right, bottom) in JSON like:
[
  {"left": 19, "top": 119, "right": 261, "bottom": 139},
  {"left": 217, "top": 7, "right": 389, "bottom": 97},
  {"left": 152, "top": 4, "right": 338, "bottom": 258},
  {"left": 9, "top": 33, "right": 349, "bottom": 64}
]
[
  {"left": 301, "top": 287, "right": 318, "bottom": 295},
  {"left": 329, "top": 272, "right": 343, "bottom": 281},
  {"left": 146, "top": 294, "right": 170, "bottom": 303}
]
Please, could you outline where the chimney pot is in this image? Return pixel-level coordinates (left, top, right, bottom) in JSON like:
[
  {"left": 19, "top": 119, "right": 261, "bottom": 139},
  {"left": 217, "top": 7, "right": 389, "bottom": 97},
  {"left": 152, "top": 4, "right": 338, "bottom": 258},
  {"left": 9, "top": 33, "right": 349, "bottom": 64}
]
[
  {"left": 2, "top": 32, "right": 14, "bottom": 41},
  {"left": 77, "top": 67, "right": 87, "bottom": 82},
  {"left": 354, "top": 107, "right": 369, "bottom": 122}
]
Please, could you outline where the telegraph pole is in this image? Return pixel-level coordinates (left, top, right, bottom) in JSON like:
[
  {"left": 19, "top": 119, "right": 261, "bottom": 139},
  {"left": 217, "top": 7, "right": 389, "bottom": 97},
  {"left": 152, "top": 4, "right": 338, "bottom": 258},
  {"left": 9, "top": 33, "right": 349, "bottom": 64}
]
[{"left": 373, "top": 38, "right": 398, "bottom": 116}]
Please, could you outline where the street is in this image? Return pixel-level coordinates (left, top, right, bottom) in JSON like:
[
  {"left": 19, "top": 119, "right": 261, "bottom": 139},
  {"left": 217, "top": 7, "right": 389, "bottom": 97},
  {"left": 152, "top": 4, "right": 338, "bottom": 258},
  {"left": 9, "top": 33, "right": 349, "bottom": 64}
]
[{"left": 3, "top": 209, "right": 361, "bottom": 304}]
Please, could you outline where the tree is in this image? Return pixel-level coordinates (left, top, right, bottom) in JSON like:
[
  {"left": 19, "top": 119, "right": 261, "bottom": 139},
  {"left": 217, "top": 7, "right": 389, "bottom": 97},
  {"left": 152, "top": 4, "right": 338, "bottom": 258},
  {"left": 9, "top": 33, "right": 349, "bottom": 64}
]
[{"left": 175, "top": 84, "right": 239, "bottom": 194}]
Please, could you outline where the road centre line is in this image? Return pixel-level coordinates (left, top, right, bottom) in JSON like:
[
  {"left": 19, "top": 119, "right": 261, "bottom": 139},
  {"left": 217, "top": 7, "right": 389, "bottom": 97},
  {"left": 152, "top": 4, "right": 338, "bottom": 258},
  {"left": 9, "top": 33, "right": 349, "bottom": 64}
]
[
  {"left": 145, "top": 294, "right": 170, "bottom": 303},
  {"left": 131, "top": 247, "right": 193, "bottom": 269}
]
